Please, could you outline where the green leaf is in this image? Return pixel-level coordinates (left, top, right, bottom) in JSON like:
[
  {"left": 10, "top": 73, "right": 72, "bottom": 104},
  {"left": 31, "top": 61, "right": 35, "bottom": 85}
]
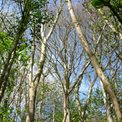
[{"left": 91, "top": 0, "right": 104, "bottom": 8}]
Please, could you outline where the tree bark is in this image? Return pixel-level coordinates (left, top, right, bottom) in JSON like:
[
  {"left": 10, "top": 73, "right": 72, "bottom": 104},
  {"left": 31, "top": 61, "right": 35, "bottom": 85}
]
[
  {"left": 26, "top": 9, "right": 62, "bottom": 122},
  {"left": 67, "top": 0, "right": 122, "bottom": 121},
  {"left": 63, "top": 92, "right": 71, "bottom": 122},
  {"left": 27, "top": 83, "right": 37, "bottom": 122},
  {"left": 100, "top": 81, "right": 113, "bottom": 122},
  {"left": 26, "top": 24, "right": 47, "bottom": 122}
]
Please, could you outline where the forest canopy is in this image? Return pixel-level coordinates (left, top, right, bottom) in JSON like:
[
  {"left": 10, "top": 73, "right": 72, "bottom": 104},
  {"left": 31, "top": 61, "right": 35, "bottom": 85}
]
[{"left": 0, "top": 0, "right": 122, "bottom": 122}]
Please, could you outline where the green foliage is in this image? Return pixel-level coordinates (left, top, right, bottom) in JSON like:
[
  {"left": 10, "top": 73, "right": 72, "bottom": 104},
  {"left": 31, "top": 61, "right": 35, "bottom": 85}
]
[
  {"left": 0, "top": 106, "right": 14, "bottom": 122},
  {"left": 84, "top": 88, "right": 106, "bottom": 121},
  {"left": 91, "top": 0, "right": 104, "bottom": 8},
  {"left": 110, "top": 0, "right": 122, "bottom": 9},
  {"left": 16, "top": 42, "right": 30, "bottom": 64},
  {"left": 119, "top": 0, "right": 122, "bottom": 5},
  {"left": 0, "top": 32, "right": 14, "bottom": 70},
  {"left": 31, "top": 0, "right": 47, "bottom": 19},
  {"left": 0, "top": 32, "right": 13, "bottom": 53},
  {"left": 54, "top": 111, "right": 63, "bottom": 122},
  {"left": 0, "top": 31, "right": 30, "bottom": 97},
  {"left": 91, "top": 0, "right": 122, "bottom": 8},
  {"left": 70, "top": 100, "right": 81, "bottom": 122},
  {"left": 30, "top": 0, "right": 53, "bottom": 24}
]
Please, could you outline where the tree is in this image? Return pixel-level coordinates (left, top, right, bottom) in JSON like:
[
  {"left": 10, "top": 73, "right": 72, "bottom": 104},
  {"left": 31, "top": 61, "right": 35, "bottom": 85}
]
[
  {"left": 25, "top": 1, "right": 62, "bottom": 121},
  {"left": 0, "top": 0, "right": 121, "bottom": 121},
  {"left": 66, "top": 0, "right": 122, "bottom": 121},
  {"left": 0, "top": 0, "right": 32, "bottom": 102}
]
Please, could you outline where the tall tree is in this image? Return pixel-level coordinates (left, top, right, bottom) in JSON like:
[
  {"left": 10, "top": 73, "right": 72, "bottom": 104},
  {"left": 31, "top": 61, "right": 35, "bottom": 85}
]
[
  {"left": 26, "top": 1, "right": 62, "bottom": 121},
  {"left": 66, "top": 0, "right": 122, "bottom": 121},
  {"left": 0, "top": 0, "right": 32, "bottom": 102}
]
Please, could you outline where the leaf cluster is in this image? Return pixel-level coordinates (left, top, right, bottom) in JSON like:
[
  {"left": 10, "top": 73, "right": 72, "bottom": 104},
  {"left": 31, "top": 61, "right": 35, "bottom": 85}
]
[
  {"left": 91, "top": 0, "right": 122, "bottom": 8},
  {"left": 0, "top": 32, "right": 14, "bottom": 53},
  {"left": 0, "top": 105, "right": 14, "bottom": 122},
  {"left": 91, "top": 0, "right": 122, "bottom": 24}
]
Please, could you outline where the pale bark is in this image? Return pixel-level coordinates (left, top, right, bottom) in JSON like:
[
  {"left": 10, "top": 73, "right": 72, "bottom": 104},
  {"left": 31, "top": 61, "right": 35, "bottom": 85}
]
[
  {"left": 67, "top": 0, "right": 122, "bottom": 121},
  {"left": 75, "top": 24, "right": 105, "bottom": 122},
  {"left": 100, "top": 81, "right": 113, "bottom": 122},
  {"left": 26, "top": 9, "right": 62, "bottom": 122},
  {"left": 26, "top": 22, "right": 36, "bottom": 122},
  {"left": 53, "top": 104, "right": 55, "bottom": 122},
  {"left": 63, "top": 92, "right": 71, "bottom": 122},
  {"left": 27, "top": 83, "right": 37, "bottom": 122},
  {"left": 62, "top": 57, "right": 71, "bottom": 122}
]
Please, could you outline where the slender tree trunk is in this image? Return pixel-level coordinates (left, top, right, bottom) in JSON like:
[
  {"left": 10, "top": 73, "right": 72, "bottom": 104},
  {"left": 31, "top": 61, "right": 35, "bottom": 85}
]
[
  {"left": 63, "top": 92, "right": 71, "bottom": 122},
  {"left": 67, "top": 0, "right": 122, "bottom": 121},
  {"left": 26, "top": 24, "right": 47, "bottom": 122},
  {"left": 100, "top": 81, "right": 113, "bottom": 122},
  {"left": 75, "top": 86, "right": 83, "bottom": 122},
  {"left": 0, "top": 0, "right": 31, "bottom": 102},
  {"left": 27, "top": 83, "right": 37, "bottom": 122},
  {"left": 53, "top": 104, "right": 55, "bottom": 122},
  {"left": 26, "top": 9, "right": 61, "bottom": 121}
]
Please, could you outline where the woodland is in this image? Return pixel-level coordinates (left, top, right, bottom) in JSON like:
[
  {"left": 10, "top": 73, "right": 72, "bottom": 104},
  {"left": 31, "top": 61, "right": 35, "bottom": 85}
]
[{"left": 0, "top": 0, "right": 122, "bottom": 122}]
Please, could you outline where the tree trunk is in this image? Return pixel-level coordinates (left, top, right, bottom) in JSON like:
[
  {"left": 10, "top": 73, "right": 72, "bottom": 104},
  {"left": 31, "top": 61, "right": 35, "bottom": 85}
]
[
  {"left": 26, "top": 9, "right": 61, "bottom": 121},
  {"left": 27, "top": 83, "right": 37, "bottom": 122},
  {"left": 26, "top": 34, "right": 46, "bottom": 122},
  {"left": 0, "top": 0, "right": 31, "bottom": 102},
  {"left": 100, "top": 81, "right": 113, "bottom": 122},
  {"left": 67, "top": 0, "right": 122, "bottom": 121},
  {"left": 53, "top": 104, "right": 55, "bottom": 122},
  {"left": 75, "top": 87, "right": 83, "bottom": 122},
  {"left": 63, "top": 92, "right": 71, "bottom": 122}
]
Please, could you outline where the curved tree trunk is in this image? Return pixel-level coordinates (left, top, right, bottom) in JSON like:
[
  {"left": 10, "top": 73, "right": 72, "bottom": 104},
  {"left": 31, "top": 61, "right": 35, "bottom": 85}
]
[{"left": 67, "top": 0, "right": 122, "bottom": 121}]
